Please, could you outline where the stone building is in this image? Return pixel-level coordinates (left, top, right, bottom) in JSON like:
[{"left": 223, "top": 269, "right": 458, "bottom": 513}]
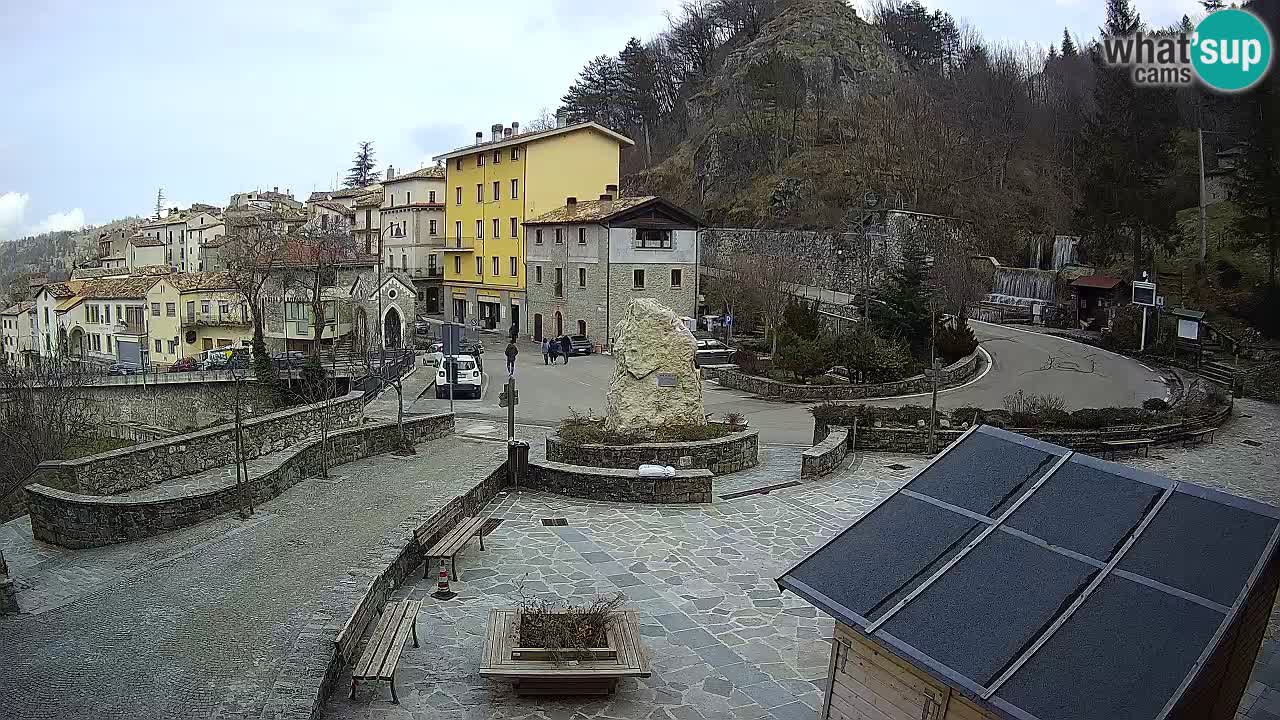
[{"left": 523, "top": 194, "right": 700, "bottom": 347}]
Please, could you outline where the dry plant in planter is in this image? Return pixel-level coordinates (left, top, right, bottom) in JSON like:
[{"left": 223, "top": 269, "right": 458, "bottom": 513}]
[{"left": 512, "top": 590, "right": 626, "bottom": 662}]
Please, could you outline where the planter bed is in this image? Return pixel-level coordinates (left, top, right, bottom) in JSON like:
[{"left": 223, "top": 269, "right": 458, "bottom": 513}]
[{"left": 480, "top": 609, "right": 649, "bottom": 696}]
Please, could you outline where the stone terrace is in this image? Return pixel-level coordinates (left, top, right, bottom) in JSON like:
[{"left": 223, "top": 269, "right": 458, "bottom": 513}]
[{"left": 0, "top": 434, "right": 505, "bottom": 720}]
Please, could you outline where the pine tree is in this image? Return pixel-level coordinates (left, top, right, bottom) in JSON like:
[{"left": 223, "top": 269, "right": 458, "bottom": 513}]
[
  {"left": 875, "top": 234, "right": 933, "bottom": 360},
  {"left": 1201, "top": 0, "right": 1226, "bottom": 11},
  {"left": 344, "top": 142, "right": 379, "bottom": 189},
  {"left": 1061, "top": 28, "right": 1077, "bottom": 58},
  {"left": 560, "top": 55, "right": 625, "bottom": 130},
  {"left": 154, "top": 188, "right": 165, "bottom": 219}
]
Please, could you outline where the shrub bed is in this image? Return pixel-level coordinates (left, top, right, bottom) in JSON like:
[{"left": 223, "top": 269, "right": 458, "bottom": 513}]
[{"left": 558, "top": 413, "right": 737, "bottom": 446}]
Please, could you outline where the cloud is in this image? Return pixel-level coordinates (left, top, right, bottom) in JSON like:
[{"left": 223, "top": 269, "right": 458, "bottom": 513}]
[
  {"left": 0, "top": 192, "right": 31, "bottom": 240},
  {"left": 29, "top": 208, "right": 86, "bottom": 235}
]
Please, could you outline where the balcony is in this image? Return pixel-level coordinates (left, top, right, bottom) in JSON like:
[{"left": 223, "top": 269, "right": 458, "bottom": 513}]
[
  {"left": 114, "top": 321, "right": 148, "bottom": 337},
  {"left": 266, "top": 320, "right": 351, "bottom": 341},
  {"left": 441, "top": 238, "right": 476, "bottom": 252},
  {"left": 410, "top": 267, "right": 444, "bottom": 280},
  {"left": 182, "top": 310, "right": 251, "bottom": 328}
]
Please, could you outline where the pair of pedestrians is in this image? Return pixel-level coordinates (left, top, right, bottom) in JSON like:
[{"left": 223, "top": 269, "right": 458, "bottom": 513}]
[{"left": 541, "top": 336, "right": 572, "bottom": 365}]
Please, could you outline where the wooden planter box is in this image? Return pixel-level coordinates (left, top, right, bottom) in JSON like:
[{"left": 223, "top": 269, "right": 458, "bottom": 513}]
[{"left": 480, "top": 609, "right": 650, "bottom": 696}]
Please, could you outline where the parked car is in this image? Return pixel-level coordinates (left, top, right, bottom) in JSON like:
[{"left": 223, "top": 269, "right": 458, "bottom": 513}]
[
  {"left": 426, "top": 339, "right": 483, "bottom": 367},
  {"left": 168, "top": 357, "right": 197, "bottom": 372},
  {"left": 272, "top": 351, "right": 306, "bottom": 369},
  {"left": 569, "top": 334, "right": 594, "bottom": 355},
  {"left": 107, "top": 362, "right": 142, "bottom": 376},
  {"left": 199, "top": 346, "right": 250, "bottom": 370},
  {"left": 694, "top": 338, "right": 735, "bottom": 367},
  {"left": 435, "top": 355, "right": 482, "bottom": 399}
]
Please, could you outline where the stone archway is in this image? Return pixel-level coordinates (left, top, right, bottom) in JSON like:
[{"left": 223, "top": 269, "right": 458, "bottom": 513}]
[
  {"left": 383, "top": 306, "right": 403, "bottom": 349},
  {"left": 66, "top": 326, "right": 85, "bottom": 357}
]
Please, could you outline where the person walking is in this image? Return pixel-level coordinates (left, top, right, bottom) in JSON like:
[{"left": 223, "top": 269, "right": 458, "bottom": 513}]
[
  {"left": 548, "top": 339, "right": 559, "bottom": 365},
  {"left": 541, "top": 338, "right": 551, "bottom": 365},
  {"left": 504, "top": 339, "right": 518, "bottom": 376},
  {"left": 559, "top": 334, "right": 572, "bottom": 365}
]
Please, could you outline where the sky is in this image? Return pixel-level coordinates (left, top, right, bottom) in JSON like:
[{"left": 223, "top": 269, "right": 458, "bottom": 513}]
[{"left": 0, "top": 0, "right": 1203, "bottom": 241}]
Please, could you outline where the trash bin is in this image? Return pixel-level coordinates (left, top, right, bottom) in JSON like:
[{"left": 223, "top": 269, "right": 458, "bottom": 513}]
[{"left": 507, "top": 440, "right": 529, "bottom": 486}]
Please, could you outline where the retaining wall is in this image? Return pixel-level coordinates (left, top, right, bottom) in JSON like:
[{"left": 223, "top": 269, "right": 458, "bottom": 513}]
[
  {"left": 25, "top": 413, "right": 454, "bottom": 549},
  {"left": 814, "top": 401, "right": 1234, "bottom": 455},
  {"left": 24, "top": 393, "right": 365, "bottom": 498},
  {"left": 527, "top": 460, "right": 713, "bottom": 503},
  {"left": 702, "top": 349, "right": 980, "bottom": 402},
  {"left": 545, "top": 429, "right": 758, "bottom": 475},
  {"left": 801, "top": 427, "right": 849, "bottom": 478}
]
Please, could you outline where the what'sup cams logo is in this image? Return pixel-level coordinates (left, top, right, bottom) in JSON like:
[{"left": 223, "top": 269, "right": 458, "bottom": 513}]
[{"left": 1102, "top": 8, "right": 1273, "bottom": 92}]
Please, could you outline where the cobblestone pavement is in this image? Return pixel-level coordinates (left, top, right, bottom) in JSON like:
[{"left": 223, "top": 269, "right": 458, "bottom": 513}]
[{"left": 0, "top": 435, "right": 505, "bottom": 720}]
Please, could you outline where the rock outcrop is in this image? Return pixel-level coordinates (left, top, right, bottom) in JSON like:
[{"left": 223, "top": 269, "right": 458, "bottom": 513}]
[{"left": 605, "top": 299, "right": 706, "bottom": 434}]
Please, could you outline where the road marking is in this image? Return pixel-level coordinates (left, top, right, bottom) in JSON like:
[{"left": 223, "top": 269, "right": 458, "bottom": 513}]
[{"left": 831, "top": 345, "right": 994, "bottom": 403}]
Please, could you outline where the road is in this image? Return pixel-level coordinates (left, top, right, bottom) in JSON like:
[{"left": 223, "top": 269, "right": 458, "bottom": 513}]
[{"left": 379, "top": 322, "right": 1167, "bottom": 446}]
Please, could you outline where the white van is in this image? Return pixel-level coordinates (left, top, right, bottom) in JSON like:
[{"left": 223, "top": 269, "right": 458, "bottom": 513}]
[{"left": 435, "top": 355, "right": 482, "bottom": 399}]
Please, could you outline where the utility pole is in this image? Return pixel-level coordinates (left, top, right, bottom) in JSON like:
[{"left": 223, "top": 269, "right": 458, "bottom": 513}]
[
  {"left": 1198, "top": 127, "right": 1208, "bottom": 269},
  {"left": 928, "top": 299, "right": 939, "bottom": 455}
]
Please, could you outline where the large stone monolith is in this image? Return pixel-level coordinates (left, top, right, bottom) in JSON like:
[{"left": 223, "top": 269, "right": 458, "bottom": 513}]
[{"left": 604, "top": 299, "right": 706, "bottom": 434}]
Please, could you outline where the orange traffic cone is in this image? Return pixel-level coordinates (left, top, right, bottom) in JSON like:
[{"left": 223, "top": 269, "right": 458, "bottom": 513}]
[{"left": 432, "top": 560, "right": 457, "bottom": 600}]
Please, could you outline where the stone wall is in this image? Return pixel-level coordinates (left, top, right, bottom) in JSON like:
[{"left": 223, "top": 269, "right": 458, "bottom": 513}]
[
  {"left": 526, "top": 460, "right": 713, "bottom": 503},
  {"left": 34, "top": 380, "right": 271, "bottom": 431},
  {"left": 801, "top": 427, "right": 849, "bottom": 478},
  {"left": 1239, "top": 362, "right": 1280, "bottom": 401},
  {"left": 25, "top": 393, "right": 365, "bottom": 498},
  {"left": 25, "top": 412, "right": 454, "bottom": 549},
  {"left": 814, "top": 401, "right": 1234, "bottom": 455},
  {"left": 0, "top": 549, "right": 15, "bottom": 616},
  {"left": 703, "top": 349, "right": 980, "bottom": 403},
  {"left": 261, "top": 459, "right": 510, "bottom": 720},
  {"left": 545, "top": 429, "right": 758, "bottom": 475}
]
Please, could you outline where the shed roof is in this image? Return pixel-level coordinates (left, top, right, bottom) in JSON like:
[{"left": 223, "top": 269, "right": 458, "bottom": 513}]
[
  {"left": 1070, "top": 275, "right": 1123, "bottom": 290},
  {"left": 778, "top": 425, "right": 1280, "bottom": 720}
]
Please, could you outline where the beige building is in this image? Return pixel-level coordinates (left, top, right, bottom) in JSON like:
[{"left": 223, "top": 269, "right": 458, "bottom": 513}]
[
  {"left": 228, "top": 188, "right": 301, "bottom": 213},
  {"left": 181, "top": 211, "right": 225, "bottom": 272},
  {"left": 381, "top": 166, "right": 446, "bottom": 314},
  {"left": 146, "top": 273, "right": 252, "bottom": 367},
  {"left": 125, "top": 235, "right": 167, "bottom": 269},
  {"left": 354, "top": 191, "right": 382, "bottom": 255},
  {"left": 31, "top": 276, "right": 160, "bottom": 366},
  {"left": 0, "top": 302, "right": 35, "bottom": 367}
]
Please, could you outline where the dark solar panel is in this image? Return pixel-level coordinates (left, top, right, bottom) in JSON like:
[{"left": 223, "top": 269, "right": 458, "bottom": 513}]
[
  {"left": 1118, "top": 491, "right": 1278, "bottom": 606},
  {"left": 907, "top": 431, "right": 1059, "bottom": 516},
  {"left": 881, "top": 532, "right": 1096, "bottom": 686},
  {"left": 787, "top": 494, "right": 978, "bottom": 617},
  {"left": 1006, "top": 460, "right": 1161, "bottom": 561},
  {"left": 996, "top": 574, "right": 1224, "bottom": 720}
]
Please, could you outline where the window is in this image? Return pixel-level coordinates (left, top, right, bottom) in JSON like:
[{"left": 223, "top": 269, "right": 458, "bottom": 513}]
[
  {"left": 637, "top": 228, "right": 673, "bottom": 249},
  {"left": 104, "top": 305, "right": 111, "bottom": 324},
  {"left": 671, "top": 268, "right": 683, "bottom": 288},
  {"left": 168, "top": 340, "right": 176, "bottom": 354},
  {"left": 509, "top": 256, "right": 518, "bottom": 276},
  {"left": 455, "top": 221, "right": 462, "bottom": 240},
  {"left": 535, "top": 228, "right": 543, "bottom": 245},
  {"left": 106, "top": 336, "right": 112, "bottom": 353},
  {"left": 116, "top": 304, "right": 123, "bottom": 320},
  {"left": 578, "top": 319, "right": 587, "bottom": 336},
  {"left": 492, "top": 181, "right": 500, "bottom": 201},
  {"left": 493, "top": 150, "right": 501, "bottom": 164},
  {"left": 429, "top": 219, "right": 437, "bottom": 235},
  {"left": 476, "top": 154, "right": 483, "bottom": 167},
  {"left": 401, "top": 253, "right": 407, "bottom": 268},
  {"left": 510, "top": 217, "right": 518, "bottom": 238},
  {"left": 454, "top": 256, "right": 462, "bottom": 273},
  {"left": 535, "top": 265, "right": 542, "bottom": 284},
  {"left": 476, "top": 184, "right": 482, "bottom": 202},
  {"left": 511, "top": 179, "right": 520, "bottom": 201},
  {"left": 456, "top": 158, "right": 462, "bottom": 170},
  {"left": 633, "top": 269, "right": 645, "bottom": 288},
  {"left": 389, "top": 193, "right": 395, "bottom": 207},
  {"left": 554, "top": 228, "right": 563, "bottom": 244},
  {"left": 388, "top": 253, "right": 395, "bottom": 270},
  {"left": 492, "top": 256, "right": 499, "bottom": 276},
  {"left": 456, "top": 187, "right": 462, "bottom": 205},
  {"left": 511, "top": 147, "right": 520, "bottom": 161},
  {"left": 219, "top": 300, "right": 229, "bottom": 316},
  {"left": 165, "top": 302, "right": 176, "bottom": 317},
  {"left": 476, "top": 257, "right": 484, "bottom": 276},
  {"left": 186, "top": 301, "right": 195, "bottom": 319},
  {"left": 155, "top": 339, "right": 162, "bottom": 353},
  {"left": 578, "top": 267, "right": 586, "bottom": 287},
  {"left": 200, "top": 300, "right": 210, "bottom": 315},
  {"left": 476, "top": 219, "right": 484, "bottom": 239},
  {"left": 578, "top": 227, "right": 587, "bottom": 244},
  {"left": 493, "top": 218, "right": 500, "bottom": 239},
  {"left": 554, "top": 267, "right": 563, "bottom": 297},
  {"left": 405, "top": 191, "right": 411, "bottom": 204},
  {"left": 429, "top": 190, "right": 436, "bottom": 203}
]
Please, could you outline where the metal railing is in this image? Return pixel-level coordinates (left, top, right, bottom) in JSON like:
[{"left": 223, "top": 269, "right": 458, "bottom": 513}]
[{"left": 182, "top": 310, "right": 250, "bottom": 328}]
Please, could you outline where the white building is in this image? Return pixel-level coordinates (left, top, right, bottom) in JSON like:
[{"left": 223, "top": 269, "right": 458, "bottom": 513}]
[
  {"left": 0, "top": 302, "right": 35, "bottom": 367},
  {"left": 380, "top": 166, "right": 446, "bottom": 314}
]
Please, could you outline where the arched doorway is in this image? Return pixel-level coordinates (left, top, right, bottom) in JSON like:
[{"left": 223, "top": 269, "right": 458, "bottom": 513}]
[
  {"left": 533, "top": 314, "right": 543, "bottom": 341},
  {"left": 353, "top": 307, "right": 370, "bottom": 348},
  {"left": 66, "top": 326, "right": 85, "bottom": 358},
  {"left": 554, "top": 311, "right": 563, "bottom": 337},
  {"left": 383, "top": 307, "right": 402, "bottom": 349},
  {"left": 577, "top": 319, "right": 587, "bottom": 337}
]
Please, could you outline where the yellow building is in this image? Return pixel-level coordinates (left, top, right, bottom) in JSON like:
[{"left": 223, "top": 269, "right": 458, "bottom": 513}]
[
  {"left": 433, "top": 121, "right": 633, "bottom": 333},
  {"left": 146, "top": 272, "right": 253, "bottom": 366}
]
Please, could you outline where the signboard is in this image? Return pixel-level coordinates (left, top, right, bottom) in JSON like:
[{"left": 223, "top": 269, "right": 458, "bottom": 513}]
[
  {"left": 1132, "top": 281, "right": 1157, "bottom": 307},
  {"left": 1177, "top": 319, "right": 1200, "bottom": 340},
  {"left": 656, "top": 373, "right": 678, "bottom": 388},
  {"left": 442, "top": 322, "right": 464, "bottom": 355}
]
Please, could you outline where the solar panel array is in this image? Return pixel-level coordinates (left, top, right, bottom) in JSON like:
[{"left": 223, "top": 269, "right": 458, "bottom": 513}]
[{"left": 780, "top": 425, "right": 1280, "bottom": 720}]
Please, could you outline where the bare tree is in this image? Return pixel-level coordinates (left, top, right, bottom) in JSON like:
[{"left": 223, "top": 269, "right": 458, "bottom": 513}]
[
  {"left": 734, "top": 242, "right": 809, "bottom": 354},
  {"left": 351, "top": 306, "right": 413, "bottom": 453},
  {"left": 221, "top": 218, "right": 286, "bottom": 396}
]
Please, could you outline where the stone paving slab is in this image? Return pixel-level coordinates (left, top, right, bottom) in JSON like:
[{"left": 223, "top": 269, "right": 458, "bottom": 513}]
[{"left": 0, "top": 434, "right": 505, "bottom": 720}]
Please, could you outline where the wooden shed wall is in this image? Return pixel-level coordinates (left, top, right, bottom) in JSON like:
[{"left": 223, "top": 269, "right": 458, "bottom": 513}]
[{"left": 823, "top": 623, "right": 1001, "bottom": 720}]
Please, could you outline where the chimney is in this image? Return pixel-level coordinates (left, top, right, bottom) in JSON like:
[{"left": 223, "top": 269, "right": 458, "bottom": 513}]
[
  {"left": 273, "top": 186, "right": 279, "bottom": 193},
  {"left": 503, "top": 127, "right": 512, "bottom": 138},
  {"left": 555, "top": 109, "right": 568, "bottom": 128},
  {"left": 599, "top": 193, "right": 613, "bottom": 201},
  {"left": 475, "top": 131, "right": 483, "bottom": 145},
  {"left": 566, "top": 196, "right": 577, "bottom": 210},
  {"left": 491, "top": 123, "right": 503, "bottom": 141},
  {"left": 387, "top": 165, "right": 396, "bottom": 180},
  {"left": 606, "top": 183, "right": 618, "bottom": 196},
  {"left": 511, "top": 121, "right": 520, "bottom": 135}
]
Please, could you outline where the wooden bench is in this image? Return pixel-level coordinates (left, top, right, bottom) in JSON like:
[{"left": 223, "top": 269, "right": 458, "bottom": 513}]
[
  {"left": 1102, "top": 438, "right": 1154, "bottom": 459},
  {"left": 417, "top": 516, "right": 487, "bottom": 580},
  {"left": 1183, "top": 427, "right": 1217, "bottom": 447},
  {"left": 349, "top": 599, "right": 421, "bottom": 704}
]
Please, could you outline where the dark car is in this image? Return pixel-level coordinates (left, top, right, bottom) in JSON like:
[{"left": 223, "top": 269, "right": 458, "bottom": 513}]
[
  {"left": 694, "top": 338, "right": 735, "bottom": 367},
  {"left": 168, "top": 357, "right": 197, "bottom": 372},
  {"left": 272, "top": 351, "right": 306, "bottom": 369},
  {"left": 569, "top": 335, "right": 594, "bottom": 355},
  {"left": 107, "top": 362, "right": 141, "bottom": 376}
]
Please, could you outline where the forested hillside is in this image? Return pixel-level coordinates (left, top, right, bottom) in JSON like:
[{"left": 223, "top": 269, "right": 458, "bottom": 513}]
[
  {"left": 555, "top": 0, "right": 1280, "bottom": 335},
  {"left": 0, "top": 218, "right": 137, "bottom": 304}
]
